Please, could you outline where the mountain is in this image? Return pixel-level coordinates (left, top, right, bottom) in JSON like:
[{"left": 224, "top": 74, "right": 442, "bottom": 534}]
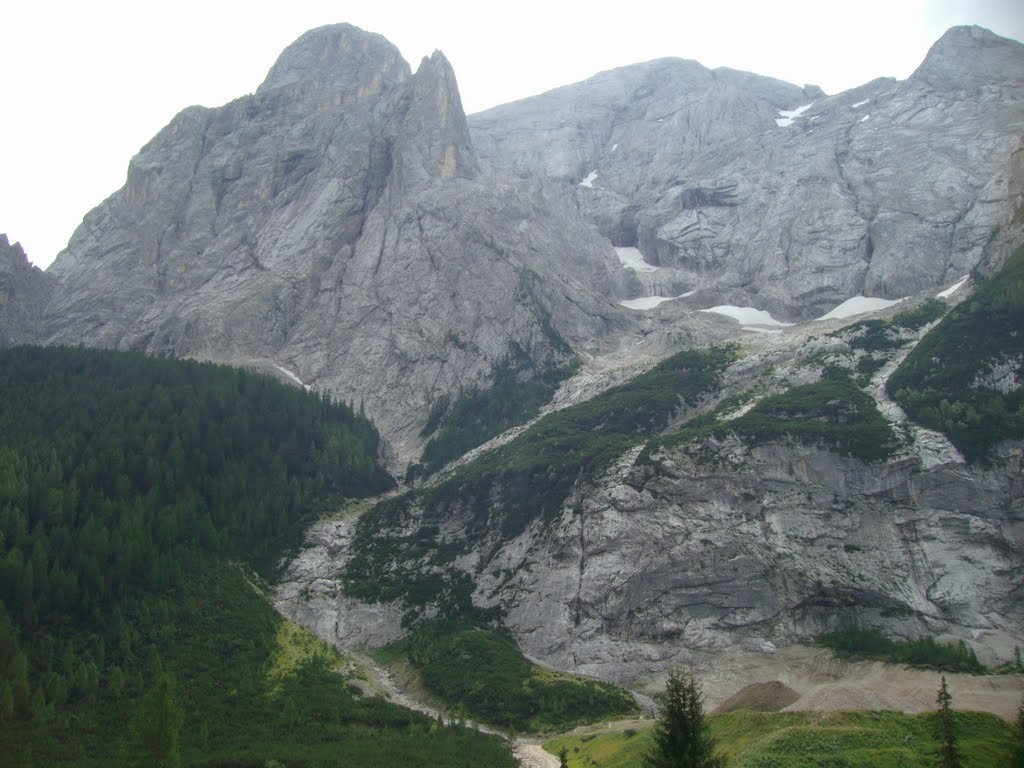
[
  {"left": 1, "top": 21, "right": 1023, "bottom": 720},
  {"left": 280, "top": 258, "right": 1024, "bottom": 709},
  {"left": 470, "top": 25, "right": 1024, "bottom": 319},
  {"left": 272, "top": 29, "right": 1022, "bottom": 710},
  {"left": 7, "top": 24, "right": 1023, "bottom": 470},
  {"left": 36, "top": 24, "right": 633, "bottom": 467}
]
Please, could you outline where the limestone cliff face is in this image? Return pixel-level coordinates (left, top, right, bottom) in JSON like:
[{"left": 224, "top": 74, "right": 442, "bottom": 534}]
[
  {"left": 469, "top": 26, "right": 1024, "bottom": 319},
  {"left": 277, "top": 356, "right": 1023, "bottom": 686},
  {"left": 42, "top": 24, "right": 631, "bottom": 465},
  {"left": 0, "top": 235, "right": 53, "bottom": 346},
  {"left": 479, "top": 439, "right": 1022, "bottom": 682}
]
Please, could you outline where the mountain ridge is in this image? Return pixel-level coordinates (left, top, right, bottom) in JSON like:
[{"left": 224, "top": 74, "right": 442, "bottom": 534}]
[{"left": 472, "top": 24, "right": 1024, "bottom": 317}]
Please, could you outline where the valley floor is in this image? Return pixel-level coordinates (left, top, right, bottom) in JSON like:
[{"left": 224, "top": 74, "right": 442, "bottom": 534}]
[{"left": 695, "top": 644, "right": 1023, "bottom": 721}]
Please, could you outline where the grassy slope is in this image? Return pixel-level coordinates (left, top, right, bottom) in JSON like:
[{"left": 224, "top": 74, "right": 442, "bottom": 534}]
[
  {"left": 376, "top": 619, "right": 637, "bottom": 734},
  {"left": 345, "top": 346, "right": 737, "bottom": 611},
  {"left": 418, "top": 355, "right": 578, "bottom": 477},
  {"left": 0, "top": 563, "right": 516, "bottom": 768},
  {"left": 545, "top": 710, "right": 1017, "bottom": 768},
  {"left": 654, "top": 377, "right": 898, "bottom": 462},
  {"left": 816, "top": 625, "right": 984, "bottom": 673}
]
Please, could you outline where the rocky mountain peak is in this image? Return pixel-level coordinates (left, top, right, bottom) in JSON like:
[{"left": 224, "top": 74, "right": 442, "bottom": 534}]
[
  {"left": 0, "top": 234, "right": 29, "bottom": 273},
  {"left": 469, "top": 26, "right": 1023, "bottom": 318},
  {"left": 0, "top": 235, "right": 53, "bottom": 345},
  {"left": 30, "top": 25, "right": 630, "bottom": 467},
  {"left": 388, "top": 50, "right": 479, "bottom": 188},
  {"left": 910, "top": 25, "right": 1024, "bottom": 91},
  {"left": 256, "top": 23, "right": 410, "bottom": 100}
]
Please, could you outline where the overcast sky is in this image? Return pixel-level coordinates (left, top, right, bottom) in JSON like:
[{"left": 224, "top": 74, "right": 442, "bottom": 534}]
[{"left": 3, "top": 0, "right": 1022, "bottom": 269}]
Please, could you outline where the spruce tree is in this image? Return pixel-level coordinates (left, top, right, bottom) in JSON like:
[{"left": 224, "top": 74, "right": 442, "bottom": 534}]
[
  {"left": 643, "top": 669, "right": 724, "bottom": 768},
  {"left": 1012, "top": 692, "right": 1024, "bottom": 768},
  {"left": 128, "top": 673, "right": 184, "bottom": 768},
  {"left": 935, "top": 675, "right": 960, "bottom": 768}
]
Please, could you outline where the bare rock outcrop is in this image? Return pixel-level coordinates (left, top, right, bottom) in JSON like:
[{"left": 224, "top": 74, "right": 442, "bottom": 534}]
[
  {"left": 42, "top": 24, "right": 633, "bottom": 465},
  {"left": 469, "top": 25, "right": 1024, "bottom": 319},
  {"left": 481, "top": 438, "right": 1023, "bottom": 683},
  {"left": 0, "top": 235, "right": 53, "bottom": 345}
]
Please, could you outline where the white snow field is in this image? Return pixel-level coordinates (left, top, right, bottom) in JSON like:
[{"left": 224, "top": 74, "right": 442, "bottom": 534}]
[
  {"left": 698, "top": 305, "right": 793, "bottom": 326},
  {"left": 937, "top": 276, "right": 969, "bottom": 299},
  {"left": 620, "top": 296, "right": 678, "bottom": 310},
  {"left": 614, "top": 246, "right": 659, "bottom": 273},
  {"left": 815, "top": 295, "right": 905, "bottom": 321},
  {"left": 775, "top": 103, "right": 814, "bottom": 127}
]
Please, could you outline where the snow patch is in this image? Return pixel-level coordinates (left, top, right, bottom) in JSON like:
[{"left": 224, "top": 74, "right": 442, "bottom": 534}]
[
  {"left": 611, "top": 143, "right": 618, "bottom": 152},
  {"left": 937, "top": 275, "right": 969, "bottom": 299},
  {"left": 619, "top": 287, "right": 698, "bottom": 310},
  {"left": 579, "top": 170, "right": 599, "bottom": 188},
  {"left": 861, "top": 114, "right": 871, "bottom": 122},
  {"left": 620, "top": 296, "right": 677, "bottom": 310},
  {"left": 851, "top": 99, "right": 870, "bottom": 108},
  {"left": 615, "top": 247, "right": 659, "bottom": 273},
  {"left": 698, "top": 305, "right": 793, "bottom": 327},
  {"left": 273, "top": 363, "right": 311, "bottom": 391},
  {"left": 775, "top": 102, "right": 814, "bottom": 127},
  {"left": 742, "top": 326, "right": 784, "bottom": 335},
  {"left": 815, "top": 295, "right": 905, "bottom": 321}
]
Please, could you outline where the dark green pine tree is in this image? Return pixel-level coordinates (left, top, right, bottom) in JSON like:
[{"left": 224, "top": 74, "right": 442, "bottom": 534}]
[
  {"left": 643, "top": 669, "right": 724, "bottom": 768},
  {"left": 1011, "top": 693, "right": 1024, "bottom": 768},
  {"left": 559, "top": 746, "right": 569, "bottom": 768},
  {"left": 128, "top": 673, "right": 184, "bottom": 768},
  {"left": 935, "top": 675, "right": 960, "bottom": 768}
]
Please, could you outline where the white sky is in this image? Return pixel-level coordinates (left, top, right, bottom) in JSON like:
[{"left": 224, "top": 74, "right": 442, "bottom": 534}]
[{"left": 2, "top": 1, "right": 1022, "bottom": 269}]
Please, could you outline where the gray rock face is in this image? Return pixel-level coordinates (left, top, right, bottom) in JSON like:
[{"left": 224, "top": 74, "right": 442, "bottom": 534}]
[
  {"left": 275, "top": 294, "right": 1024, "bottom": 688},
  {"left": 480, "top": 439, "right": 1023, "bottom": 682},
  {"left": 0, "top": 234, "right": 53, "bottom": 345},
  {"left": 469, "top": 26, "right": 1024, "bottom": 319},
  {"left": 275, "top": 512, "right": 406, "bottom": 651},
  {"left": 285, "top": 427, "right": 1022, "bottom": 687},
  {"left": 42, "top": 24, "right": 632, "bottom": 466}
]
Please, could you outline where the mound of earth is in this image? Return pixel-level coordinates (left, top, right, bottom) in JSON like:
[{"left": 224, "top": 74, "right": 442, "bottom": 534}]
[
  {"left": 783, "top": 682, "right": 903, "bottom": 712},
  {"left": 713, "top": 680, "right": 801, "bottom": 714}
]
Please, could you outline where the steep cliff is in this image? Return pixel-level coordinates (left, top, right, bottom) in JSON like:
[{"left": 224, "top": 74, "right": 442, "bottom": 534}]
[
  {"left": 42, "top": 24, "right": 632, "bottom": 465},
  {"left": 470, "top": 26, "right": 1024, "bottom": 320},
  {"left": 277, "top": 279, "right": 1023, "bottom": 692}
]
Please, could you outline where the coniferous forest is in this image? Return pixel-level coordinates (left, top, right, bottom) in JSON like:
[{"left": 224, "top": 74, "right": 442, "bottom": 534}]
[
  {"left": 0, "top": 345, "right": 515, "bottom": 767},
  {"left": 887, "top": 244, "right": 1024, "bottom": 460}
]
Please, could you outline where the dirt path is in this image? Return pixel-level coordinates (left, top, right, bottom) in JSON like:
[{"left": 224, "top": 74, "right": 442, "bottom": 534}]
[
  {"left": 514, "top": 743, "right": 561, "bottom": 768},
  {"left": 362, "top": 654, "right": 561, "bottom": 766}
]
